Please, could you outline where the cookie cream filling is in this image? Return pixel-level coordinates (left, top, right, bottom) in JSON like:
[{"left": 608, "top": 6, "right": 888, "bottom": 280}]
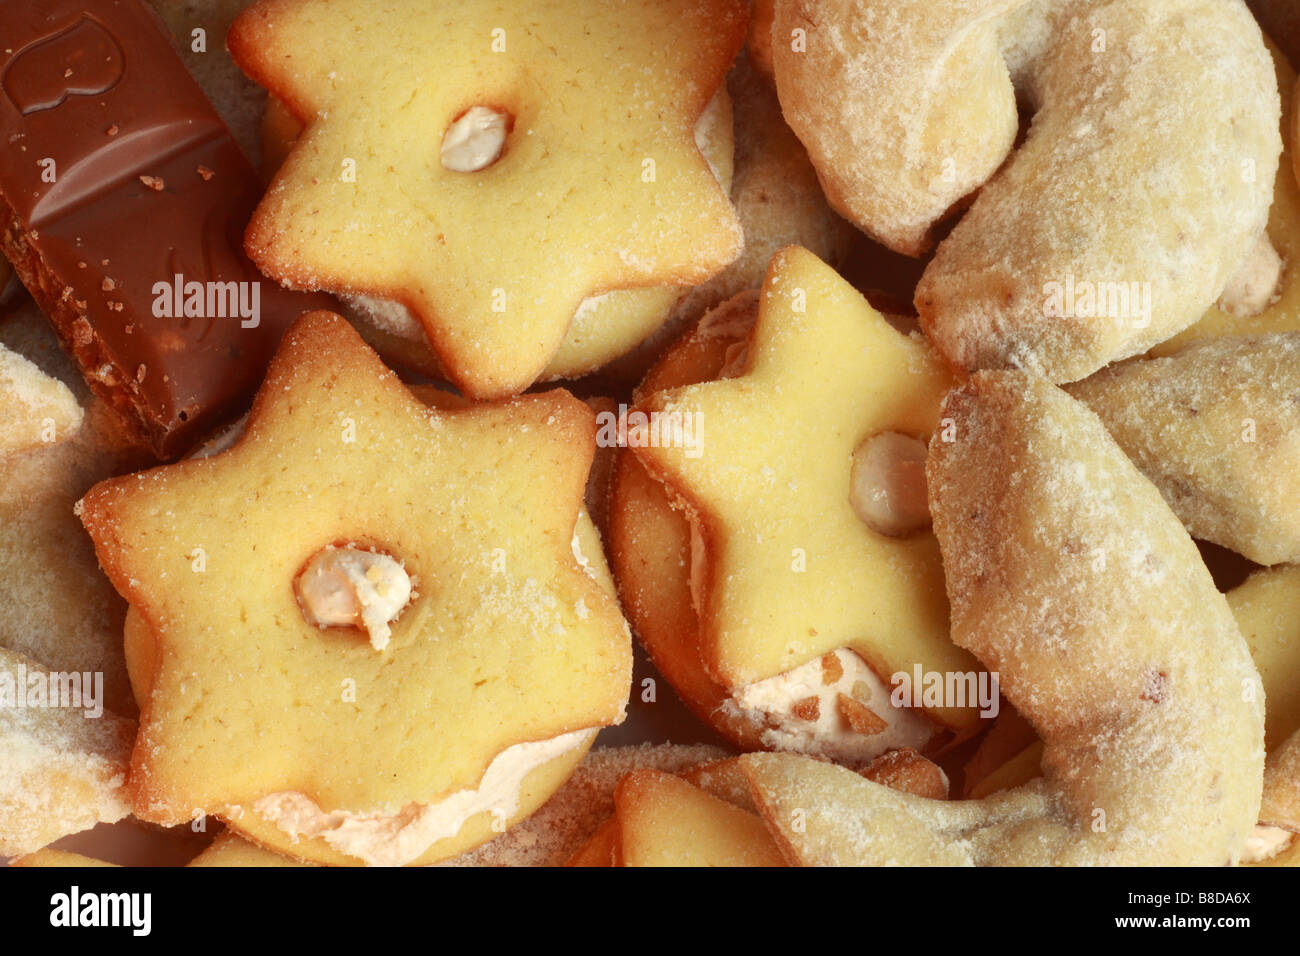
[
  {"left": 253, "top": 728, "right": 595, "bottom": 867},
  {"left": 720, "top": 648, "right": 936, "bottom": 766},
  {"left": 295, "top": 546, "right": 412, "bottom": 652},
  {"left": 1240, "top": 823, "right": 1295, "bottom": 863}
]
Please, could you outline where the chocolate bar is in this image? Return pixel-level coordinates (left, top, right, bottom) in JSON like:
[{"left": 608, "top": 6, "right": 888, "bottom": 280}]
[{"left": 0, "top": 0, "right": 330, "bottom": 457}]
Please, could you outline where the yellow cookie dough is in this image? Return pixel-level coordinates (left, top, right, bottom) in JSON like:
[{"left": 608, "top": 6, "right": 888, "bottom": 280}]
[
  {"left": 188, "top": 831, "right": 312, "bottom": 867},
  {"left": 230, "top": 0, "right": 746, "bottom": 397},
  {"left": 633, "top": 247, "right": 979, "bottom": 729},
  {"left": 79, "top": 312, "right": 632, "bottom": 866},
  {"left": 614, "top": 769, "right": 785, "bottom": 867},
  {"left": 258, "top": 91, "right": 738, "bottom": 383},
  {"left": 1229, "top": 565, "right": 1300, "bottom": 751}
]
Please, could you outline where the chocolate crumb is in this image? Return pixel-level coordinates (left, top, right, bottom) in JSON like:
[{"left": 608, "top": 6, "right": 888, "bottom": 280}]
[
  {"left": 72, "top": 319, "right": 94, "bottom": 347},
  {"left": 139, "top": 175, "right": 165, "bottom": 191},
  {"left": 197, "top": 165, "right": 215, "bottom": 181}
]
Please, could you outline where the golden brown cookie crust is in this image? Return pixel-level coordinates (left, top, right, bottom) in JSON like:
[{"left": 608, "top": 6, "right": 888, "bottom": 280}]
[{"left": 79, "top": 311, "right": 632, "bottom": 865}]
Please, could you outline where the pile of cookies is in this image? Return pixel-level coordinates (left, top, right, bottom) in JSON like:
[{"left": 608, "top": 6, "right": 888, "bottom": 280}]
[{"left": 2, "top": 0, "right": 1300, "bottom": 867}]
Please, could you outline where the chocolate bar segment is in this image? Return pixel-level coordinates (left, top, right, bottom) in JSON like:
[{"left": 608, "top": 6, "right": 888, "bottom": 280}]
[{"left": 0, "top": 0, "right": 330, "bottom": 457}]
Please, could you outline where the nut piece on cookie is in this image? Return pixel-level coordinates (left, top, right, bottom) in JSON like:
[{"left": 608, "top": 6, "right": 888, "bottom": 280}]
[
  {"left": 0, "top": 647, "right": 134, "bottom": 858},
  {"left": 859, "top": 748, "right": 948, "bottom": 801},
  {"left": 229, "top": 0, "right": 746, "bottom": 398},
  {"left": 78, "top": 312, "right": 632, "bottom": 866},
  {"left": 627, "top": 247, "right": 983, "bottom": 758},
  {"left": 295, "top": 545, "right": 412, "bottom": 652},
  {"left": 1067, "top": 333, "right": 1300, "bottom": 566}
]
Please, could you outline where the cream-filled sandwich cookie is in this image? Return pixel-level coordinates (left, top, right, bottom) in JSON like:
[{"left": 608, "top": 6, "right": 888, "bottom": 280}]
[{"left": 79, "top": 312, "right": 632, "bottom": 865}]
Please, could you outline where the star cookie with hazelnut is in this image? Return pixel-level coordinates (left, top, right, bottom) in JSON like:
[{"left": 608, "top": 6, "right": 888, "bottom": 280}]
[
  {"left": 79, "top": 311, "right": 632, "bottom": 866},
  {"left": 228, "top": 0, "right": 747, "bottom": 398},
  {"left": 612, "top": 248, "right": 985, "bottom": 767}
]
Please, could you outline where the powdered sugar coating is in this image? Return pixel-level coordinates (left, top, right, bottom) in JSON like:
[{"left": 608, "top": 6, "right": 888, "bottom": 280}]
[
  {"left": 1068, "top": 332, "right": 1300, "bottom": 565},
  {"left": 775, "top": 0, "right": 1281, "bottom": 380},
  {"left": 0, "top": 648, "right": 134, "bottom": 857},
  {"left": 916, "top": 0, "right": 1281, "bottom": 381},
  {"left": 744, "top": 372, "right": 1265, "bottom": 865}
]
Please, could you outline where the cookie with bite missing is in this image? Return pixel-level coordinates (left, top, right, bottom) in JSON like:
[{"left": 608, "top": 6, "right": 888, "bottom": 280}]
[
  {"left": 228, "top": 0, "right": 746, "bottom": 398},
  {"left": 79, "top": 311, "right": 632, "bottom": 866},
  {"left": 610, "top": 249, "right": 987, "bottom": 768}
]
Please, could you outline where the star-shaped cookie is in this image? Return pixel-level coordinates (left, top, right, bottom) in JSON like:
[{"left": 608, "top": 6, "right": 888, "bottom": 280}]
[
  {"left": 229, "top": 0, "right": 746, "bottom": 398},
  {"left": 79, "top": 312, "right": 632, "bottom": 855},
  {"left": 633, "top": 247, "right": 980, "bottom": 727}
]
